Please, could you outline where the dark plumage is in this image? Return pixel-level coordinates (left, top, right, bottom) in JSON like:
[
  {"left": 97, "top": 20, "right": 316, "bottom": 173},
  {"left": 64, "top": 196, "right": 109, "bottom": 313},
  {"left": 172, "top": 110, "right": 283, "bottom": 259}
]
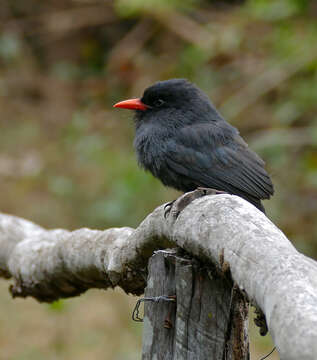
[{"left": 114, "top": 79, "right": 274, "bottom": 212}]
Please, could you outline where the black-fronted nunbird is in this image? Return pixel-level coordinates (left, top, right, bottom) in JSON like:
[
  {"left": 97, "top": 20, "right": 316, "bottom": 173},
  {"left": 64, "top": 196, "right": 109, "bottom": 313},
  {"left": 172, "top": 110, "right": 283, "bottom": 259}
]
[{"left": 114, "top": 79, "right": 273, "bottom": 213}]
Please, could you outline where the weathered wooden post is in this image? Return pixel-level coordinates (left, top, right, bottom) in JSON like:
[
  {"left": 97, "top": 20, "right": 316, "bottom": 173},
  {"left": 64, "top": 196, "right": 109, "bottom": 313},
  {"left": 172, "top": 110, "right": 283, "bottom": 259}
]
[{"left": 141, "top": 249, "right": 249, "bottom": 360}]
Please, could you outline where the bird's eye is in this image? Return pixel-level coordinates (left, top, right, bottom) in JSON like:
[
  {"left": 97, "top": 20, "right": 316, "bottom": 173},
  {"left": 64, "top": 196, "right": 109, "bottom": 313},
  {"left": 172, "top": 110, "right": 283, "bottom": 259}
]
[{"left": 154, "top": 99, "right": 165, "bottom": 107}]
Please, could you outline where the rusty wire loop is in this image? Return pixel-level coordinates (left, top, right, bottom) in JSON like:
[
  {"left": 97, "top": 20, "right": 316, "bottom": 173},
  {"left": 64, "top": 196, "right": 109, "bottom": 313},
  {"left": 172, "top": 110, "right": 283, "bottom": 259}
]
[
  {"left": 259, "top": 346, "right": 276, "bottom": 360},
  {"left": 132, "top": 295, "right": 176, "bottom": 322}
]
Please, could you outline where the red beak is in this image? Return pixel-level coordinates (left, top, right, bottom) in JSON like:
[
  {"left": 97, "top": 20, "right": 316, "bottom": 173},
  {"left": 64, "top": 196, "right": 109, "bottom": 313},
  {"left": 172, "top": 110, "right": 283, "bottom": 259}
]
[{"left": 113, "top": 98, "right": 148, "bottom": 111}]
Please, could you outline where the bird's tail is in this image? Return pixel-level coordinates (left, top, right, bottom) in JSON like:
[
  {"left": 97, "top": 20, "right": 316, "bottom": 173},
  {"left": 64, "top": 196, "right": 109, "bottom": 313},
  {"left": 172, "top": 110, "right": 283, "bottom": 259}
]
[{"left": 255, "top": 200, "right": 266, "bottom": 214}]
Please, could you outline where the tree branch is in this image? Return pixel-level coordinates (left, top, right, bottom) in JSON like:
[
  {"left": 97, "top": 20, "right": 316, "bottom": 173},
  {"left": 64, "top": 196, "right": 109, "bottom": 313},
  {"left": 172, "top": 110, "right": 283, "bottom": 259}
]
[{"left": 1, "top": 194, "right": 317, "bottom": 359}]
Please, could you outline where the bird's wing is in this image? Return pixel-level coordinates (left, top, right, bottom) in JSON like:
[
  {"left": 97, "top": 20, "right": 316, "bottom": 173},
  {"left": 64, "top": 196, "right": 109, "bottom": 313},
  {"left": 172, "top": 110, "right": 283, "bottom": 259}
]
[{"left": 165, "top": 123, "right": 274, "bottom": 201}]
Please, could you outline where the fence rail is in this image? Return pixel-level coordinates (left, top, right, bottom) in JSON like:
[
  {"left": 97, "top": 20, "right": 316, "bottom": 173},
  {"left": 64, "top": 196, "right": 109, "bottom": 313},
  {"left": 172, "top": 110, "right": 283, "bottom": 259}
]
[{"left": 1, "top": 193, "right": 316, "bottom": 359}]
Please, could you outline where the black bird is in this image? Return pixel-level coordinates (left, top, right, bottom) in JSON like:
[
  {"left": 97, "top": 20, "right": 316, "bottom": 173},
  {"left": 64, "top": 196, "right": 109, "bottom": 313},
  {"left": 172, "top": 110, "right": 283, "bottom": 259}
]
[{"left": 114, "top": 79, "right": 273, "bottom": 212}]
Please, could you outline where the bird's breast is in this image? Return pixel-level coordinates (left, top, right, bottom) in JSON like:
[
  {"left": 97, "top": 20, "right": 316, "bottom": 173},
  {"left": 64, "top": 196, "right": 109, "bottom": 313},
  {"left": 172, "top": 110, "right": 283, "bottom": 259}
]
[{"left": 133, "top": 125, "right": 169, "bottom": 177}]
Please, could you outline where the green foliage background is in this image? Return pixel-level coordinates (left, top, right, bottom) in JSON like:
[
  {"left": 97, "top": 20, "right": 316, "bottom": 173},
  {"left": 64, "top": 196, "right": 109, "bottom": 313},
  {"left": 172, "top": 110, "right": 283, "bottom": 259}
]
[{"left": 1, "top": 0, "right": 316, "bottom": 358}]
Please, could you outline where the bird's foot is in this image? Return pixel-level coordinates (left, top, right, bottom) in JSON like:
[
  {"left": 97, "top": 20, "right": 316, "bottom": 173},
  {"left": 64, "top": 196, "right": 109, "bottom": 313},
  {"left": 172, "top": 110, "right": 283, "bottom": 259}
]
[
  {"left": 164, "top": 200, "right": 176, "bottom": 219},
  {"left": 164, "top": 187, "right": 227, "bottom": 220},
  {"left": 196, "top": 187, "right": 227, "bottom": 196}
]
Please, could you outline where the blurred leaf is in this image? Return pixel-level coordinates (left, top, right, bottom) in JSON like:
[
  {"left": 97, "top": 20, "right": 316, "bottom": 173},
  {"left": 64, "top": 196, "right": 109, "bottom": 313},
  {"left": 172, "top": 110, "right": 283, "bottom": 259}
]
[
  {"left": 247, "top": 0, "right": 307, "bottom": 21},
  {"left": 0, "top": 33, "right": 21, "bottom": 62},
  {"left": 274, "top": 101, "right": 301, "bottom": 125},
  {"left": 51, "top": 62, "right": 81, "bottom": 80},
  {"left": 47, "top": 299, "right": 66, "bottom": 313},
  {"left": 177, "top": 45, "right": 209, "bottom": 78},
  {"left": 48, "top": 176, "right": 75, "bottom": 197},
  {"left": 115, "top": 0, "right": 195, "bottom": 17}
]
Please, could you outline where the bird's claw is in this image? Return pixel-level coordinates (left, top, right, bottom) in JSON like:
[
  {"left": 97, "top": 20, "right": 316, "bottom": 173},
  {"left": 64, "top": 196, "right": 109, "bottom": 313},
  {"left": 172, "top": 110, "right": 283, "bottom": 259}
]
[
  {"left": 164, "top": 187, "right": 227, "bottom": 221},
  {"left": 196, "top": 187, "right": 227, "bottom": 196},
  {"left": 164, "top": 200, "right": 175, "bottom": 219}
]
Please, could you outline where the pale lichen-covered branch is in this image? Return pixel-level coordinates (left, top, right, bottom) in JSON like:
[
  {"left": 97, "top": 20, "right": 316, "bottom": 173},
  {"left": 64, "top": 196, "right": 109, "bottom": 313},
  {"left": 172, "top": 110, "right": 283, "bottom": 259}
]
[{"left": 0, "top": 194, "right": 317, "bottom": 360}]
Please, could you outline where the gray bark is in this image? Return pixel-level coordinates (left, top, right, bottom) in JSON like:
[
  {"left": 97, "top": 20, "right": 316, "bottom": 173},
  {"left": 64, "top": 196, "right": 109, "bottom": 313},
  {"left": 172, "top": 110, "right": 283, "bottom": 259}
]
[
  {"left": 142, "top": 250, "right": 249, "bottom": 360},
  {"left": 0, "top": 193, "right": 317, "bottom": 359}
]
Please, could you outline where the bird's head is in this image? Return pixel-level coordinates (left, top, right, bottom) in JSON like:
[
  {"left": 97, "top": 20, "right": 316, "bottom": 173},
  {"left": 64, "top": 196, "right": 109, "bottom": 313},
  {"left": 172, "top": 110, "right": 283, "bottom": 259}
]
[{"left": 113, "top": 79, "right": 223, "bottom": 126}]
